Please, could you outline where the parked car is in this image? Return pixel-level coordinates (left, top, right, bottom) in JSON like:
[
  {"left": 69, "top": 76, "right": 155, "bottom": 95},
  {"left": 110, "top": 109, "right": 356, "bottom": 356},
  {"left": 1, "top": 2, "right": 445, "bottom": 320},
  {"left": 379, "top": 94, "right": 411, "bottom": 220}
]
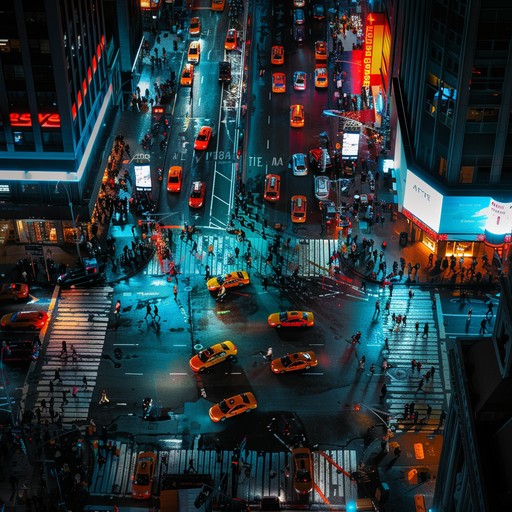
[
  {"left": 219, "top": 61, "right": 232, "bottom": 83},
  {"left": 1, "top": 339, "right": 40, "bottom": 363},
  {"left": 292, "top": 153, "right": 308, "bottom": 176},
  {"left": 132, "top": 452, "right": 157, "bottom": 499},
  {"left": 0, "top": 311, "right": 48, "bottom": 331},
  {"left": 189, "top": 341, "right": 237, "bottom": 373},
  {"left": 207, "top": 271, "right": 250, "bottom": 292},
  {"left": 209, "top": 392, "right": 257, "bottom": 422},
  {"left": 314, "top": 175, "right": 330, "bottom": 200},
  {"left": 292, "top": 447, "right": 313, "bottom": 494},
  {"left": 0, "top": 283, "right": 29, "bottom": 302},
  {"left": 268, "top": 311, "right": 314, "bottom": 328},
  {"left": 270, "top": 351, "right": 318, "bottom": 374}
]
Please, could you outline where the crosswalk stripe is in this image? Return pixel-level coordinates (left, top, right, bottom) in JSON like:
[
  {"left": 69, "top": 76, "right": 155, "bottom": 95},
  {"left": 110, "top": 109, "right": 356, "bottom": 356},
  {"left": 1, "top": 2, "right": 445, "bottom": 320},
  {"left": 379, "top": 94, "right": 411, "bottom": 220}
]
[{"left": 32, "top": 286, "right": 113, "bottom": 425}]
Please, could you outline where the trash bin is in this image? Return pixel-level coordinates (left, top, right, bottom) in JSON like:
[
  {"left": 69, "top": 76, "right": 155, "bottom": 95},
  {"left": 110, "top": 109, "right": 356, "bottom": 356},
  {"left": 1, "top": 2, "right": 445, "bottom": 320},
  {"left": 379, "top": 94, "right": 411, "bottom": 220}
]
[{"left": 399, "top": 232, "right": 408, "bottom": 247}]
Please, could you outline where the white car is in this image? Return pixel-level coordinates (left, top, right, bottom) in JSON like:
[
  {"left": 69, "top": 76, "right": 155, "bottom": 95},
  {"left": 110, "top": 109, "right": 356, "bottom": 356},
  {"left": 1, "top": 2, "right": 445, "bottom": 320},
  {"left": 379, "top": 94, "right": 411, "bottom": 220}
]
[
  {"left": 292, "top": 153, "right": 308, "bottom": 176},
  {"left": 314, "top": 175, "right": 330, "bottom": 200},
  {"left": 293, "top": 71, "right": 307, "bottom": 91}
]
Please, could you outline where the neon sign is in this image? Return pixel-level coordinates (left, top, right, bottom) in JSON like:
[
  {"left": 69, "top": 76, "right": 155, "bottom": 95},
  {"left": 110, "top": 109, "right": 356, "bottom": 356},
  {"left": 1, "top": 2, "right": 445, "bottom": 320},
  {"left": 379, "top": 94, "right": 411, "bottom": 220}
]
[
  {"left": 363, "top": 18, "right": 374, "bottom": 88},
  {"left": 10, "top": 112, "right": 61, "bottom": 128}
]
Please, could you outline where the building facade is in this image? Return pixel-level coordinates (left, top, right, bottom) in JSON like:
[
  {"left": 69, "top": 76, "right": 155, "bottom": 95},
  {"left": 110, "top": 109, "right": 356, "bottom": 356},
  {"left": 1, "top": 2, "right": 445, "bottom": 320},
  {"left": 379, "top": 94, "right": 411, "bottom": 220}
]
[
  {"left": 0, "top": 0, "right": 116, "bottom": 247},
  {"left": 387, "top": 0, "right": 512, "bottom": 263}
]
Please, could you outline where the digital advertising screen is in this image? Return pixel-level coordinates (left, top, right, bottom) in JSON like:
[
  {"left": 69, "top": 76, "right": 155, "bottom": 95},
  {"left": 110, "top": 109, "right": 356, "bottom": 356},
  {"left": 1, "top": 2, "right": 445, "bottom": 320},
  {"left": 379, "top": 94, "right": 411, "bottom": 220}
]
[{"left": 439, "top": 196, "right": 490, "bottom": 235}]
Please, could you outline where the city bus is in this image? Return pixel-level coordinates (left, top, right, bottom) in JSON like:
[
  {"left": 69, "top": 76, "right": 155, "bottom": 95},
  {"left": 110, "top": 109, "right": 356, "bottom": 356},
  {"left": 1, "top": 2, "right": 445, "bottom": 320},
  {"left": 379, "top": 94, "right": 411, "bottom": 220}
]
[{"left": 212, "top": 0, "right": 226, "bottom": 11}]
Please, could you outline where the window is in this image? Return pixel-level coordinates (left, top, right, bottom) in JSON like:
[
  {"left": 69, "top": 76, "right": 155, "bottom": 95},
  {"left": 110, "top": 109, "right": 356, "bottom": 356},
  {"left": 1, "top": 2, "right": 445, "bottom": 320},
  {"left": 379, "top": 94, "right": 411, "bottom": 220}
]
[
  {"left": 476, "top": 166, "right": 490, "bottom": 184},
  {"left": 438, "top": 156, "right": 448, "bottom": 179},
  {"left": 430, "top": 45, "right": 442, "bottom": 64},
  {"left": 458, "top": 166, "right": 474, "bottom": 183}
]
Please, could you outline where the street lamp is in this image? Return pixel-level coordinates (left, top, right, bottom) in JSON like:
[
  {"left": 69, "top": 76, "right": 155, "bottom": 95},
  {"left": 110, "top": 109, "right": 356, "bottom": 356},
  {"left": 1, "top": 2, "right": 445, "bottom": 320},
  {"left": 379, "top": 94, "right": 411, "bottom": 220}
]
[{"left": 56, "top": 181, "right": 82, "bottom": 265}]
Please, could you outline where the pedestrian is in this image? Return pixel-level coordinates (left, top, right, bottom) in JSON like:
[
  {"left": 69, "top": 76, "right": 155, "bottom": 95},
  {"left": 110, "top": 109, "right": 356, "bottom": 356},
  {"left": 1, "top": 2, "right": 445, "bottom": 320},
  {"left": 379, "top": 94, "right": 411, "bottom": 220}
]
[
  {"left": 393, "top": 445, "right": 401, "bottom": 458},
  {"left": 380, "top": 437, "right": 388, "bottom": 454},
  {"left": 402, "top": 315, "right": 407, "bottom": 326},
  {"left": 380, "top": 383, "right": 387, "bottom": 400},
  {"left": 62, "top": 390, "right": 69, "bottom": 406},
  {"left": 422, "top": 322, "right": 429, "bottom": 338},
  {"left": 426, "top": 405, "right": 432, "bottom": 419},
  {"left": 190, "top": 241, "right": 198, "bottom": 255},
  {"left": 71, "top": 344, "right": 78, "bottom": 362},
  {"left": 357, "top": 356, "right": 366, "bottom": 371},
  {"left": 154, "top": 305, "right": 160, "bottom": 320},
  {"left": 384, "top": 337, "right": 389, "bottom": 352},
  {"left": 208, "top": 244, "right": 214, "bottom": 257},
  {"left": 413, "top": 410, "right": 419, "bottom": 424},
  {"left": 82, "top": 375, "right": 88, "bottom": 391},
  {"left": 54, "top": 368, "right": 62, "bottom": 383},
  {"left": 60, "top": 340, "right": 67, "bottom": 359},
  {"left": 479, "top": 318, "right": 487, "bottom": 335},
  {"left": 40, "top": 398, "right": 47, "bottom": 411},
  {"left": 432, "top": 297, "right": 437, "bottom": 309},
  {"left": 415, "top": 321, "right": 420, "bottom": 336},
  {"left": 430, "top": 365, "right": 436, "bottom": 380},
  {"left": 99, "top": 389, "right": 110, "bottom": 404},
  {"left": 72, "top": 385, "right": 79, "bottom": 400},
  {"left": 404, "top": 403, "right": 409, "bottom": 419},
  {"left": 408, "top": 289, "right": 414, "bottom": 300},
  {"left": 389, "top": 283, "right": 393, "bottom": 296},
  {"left": 361, "top": 279, "right": 366, "bottom": 291},
  {"left": 145, "top": 304, "right": 152, "bottom": 319},
  {"left": 425, "top": 370, "right": 431, "bottom": 383},
  {"left": 374, "top": 300, "right": 380, "bottom": 316},
  {"left": 410, "top": 401, "right": 415, "bottom": 416},
  {"left": 467, "top": 308, "right": 473, "bottom": 322},
  {"left": 438, "top": 410, "right": 447, "bottom": 427},
  {"left": 235, "top": 247, "right": 240, "bottom": 258},
  {"left": 262, "top": 277, "right": 268, "bottom": 290},
  {"left": 417, "top": 361, "right": 422, "bottom": 374},
  {"left": 486, "top": 301, "right": 494, "bottom": 318},
  {"left": 416, "top": 378, "right": 424, "bottom": 393},
  {"left": 174, "top": 284, "right": 178, "bottom": 301},
  {"left": 48, "top": 380, "right": 54, "bottom": 396},
  {"left": 35, "top": 407, "right": 41, "bottom": 423},
  {"left": 265, "top": 347, "right": 273, "bottom": 361},
  {"left": 115, "top": 299, "right": 121, "bottom": 315},
  {"left": 411, "top": 359, "right": 417, "bottom": 372},
  {"left": 205, "top": 264, "right": 210, "bottom": 280},
  {"left": 369, "top": 363, "right": 375, "bottom": 376}
]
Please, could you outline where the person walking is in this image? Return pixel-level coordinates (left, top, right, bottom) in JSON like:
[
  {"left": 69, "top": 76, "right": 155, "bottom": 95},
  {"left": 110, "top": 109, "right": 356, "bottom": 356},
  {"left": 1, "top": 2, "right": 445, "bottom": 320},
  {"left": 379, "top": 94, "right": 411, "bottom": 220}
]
[
  {"left": 417, "top": 361, "right": 422, "bottom": 374},
  {"left": 486, "top": 301, "right": 494, "bottom": 318},
  {"left": 207, "top": 244, "right": 214, "bottom": 257},
  {"left": 415, "top": 321, "right": 420, "bottom": 336},
  {"left": 425, "top": 370, "right": 431, "bottom": 383},
  {"left": 190, "top": 241, "right": 198, "bottom": 255},
  {"left": 479, "top": 318, "right": 487, "bottom": 335},
  {"left": 430, "top": 365, "right": 436, "bottom": 380},
  {"left": 154, "top": 305, "right": 160, "bottom": 321},
  {"left": 174, "top": 284, "right": 178, "bottom": 301},
  {"left": 384, "top": 337, "right": 389, "bottom": 352},
  {"left": 145, "top": 304, "right": 152, "bottom": 319},
  {"left": 426, "top": 404, "right": 432, "bottom": 420},
  {"left": 71, "top": 345, "right": 78, "bottom": 362},
  {"left": 99, "top": 389, "right": 110, "bottom": 404},
  {"left": 235, "top": 247, "right": 240, "bottom": 259},
  {"left": 82, "top": 375, "right": 88, "bottom": 391},
  {"left": 408, "top": 289, "right": 414, "bottom": 300},
  {"left": 404, "top": 403, "right": 409, "bottom": 419},
  {"left": 60, "top": 340, "right": 67, "bottom": 359},
  {"left": 374, "top": 300, "right": 380, "bottom": 317},
  {"left": 54, "top": 368, "right": 62, "bottom": 383},
  {"left": 413, "top": 410, "right": 419, "bottom": 424},
  {"left": 115, "top": 299, "right": 121, "bottom": 316},
  {"left": 357, "top": 356, "right": 366, "bottom": 371},
  {"left": 48, "top": 380, "right": 54, "bottom": 397},
  {"left": 416, "top": 378, "right": 424, "bottom": 393},
  {"left": 380, "top": 383, "right": 387, "bottom": 401},
  {"left": 393, "top": 445, "right": 401, "bottom": 459},
  {"left": 204, "top": 264, "right": 210, "bottom": 281},
  {"left": 467, "top": 307, "right": 473, "bottom": 323},
  {"left": 72, "top": 386, "right": 79, "bottom": 400},
  {"left": 369, "top": 363, "right": 375, "bottom": 376},
  {"left": 411, "top": 359, "right": 417, "bottom": 372},
  {"left": 438, "top": 410, "right": 447, "bottom": 427},
  {"left": 265, "top": 347, "right": 273, "bottom": 361},
  {"left": 40, "top": 398, "right": 47, "bottom": 412},
  {"left": 422, "top": 322, "right": 429, "bottom": 338},
  {"left": 410, "top": 401, "right": 415, "bottom": 416},
  {"left": 262, "top": 277, "right": 268, "bottom": 291},
  {"left": 61, "top": 390, "right": 69, "bottom": 406}
]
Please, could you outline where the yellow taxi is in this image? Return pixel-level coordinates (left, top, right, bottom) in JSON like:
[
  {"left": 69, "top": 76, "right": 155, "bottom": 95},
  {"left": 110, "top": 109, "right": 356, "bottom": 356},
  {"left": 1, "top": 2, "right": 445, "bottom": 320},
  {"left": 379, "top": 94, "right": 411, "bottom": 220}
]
[
  {"left": 291, "top": 195, "right": 307, "bottom": 223},
  {"left": 292, "top": 447, "right": 313, "bottom": 494},
  {"left": 271, "top": 45, "right": 284, "bottom": 65},
  {"left": 189, "top": 17, "right": 201, "bottom": 37},
  {"left": 207, "top": 271, "right": 250, "bottom": 291},
  {"left": 0, "top": 283, "right": 29, "bottom": 302},
  {"left": 225, "top": 28, "right": 237, "bottom": 51},
  {"left": 315, "top": 41, "right": 328, "bottom": 61},
  {"left": 0, "top": 310, "right": 48, "bottom": 331},
  {"left": 270, "top": 351, "right": 318, "bottom": 374},
  {"left": 314, "top": 67, "right": 328, "bottom": 88},
  {"left": 132, "top": 452, "right": 156, "bottom": 499},
  {"left": 180, "top": 63, "right": 194, "bottom": 86},
  {"left": 263, "top": 174, "right": 281, "bottom": 201},
  {"left": 166, "top": 166, "right": 183, "bottom": 193},
  {"left": 188, "top": 181, "right": 206, "bottom": 208},
  {"left": 209, "top": 392, "right": 257, "bottom": 422},
  {"left": 189, "top": 341, "right": 237, "bottom": 373},
  {"left": 271, "top": 72, "right": 286, "bottom": 93},
  {"left": 268, "top": 311, "right": 314, "bottom": 328},
  {"left": 187, "top": 41, "right": 201, "bottom": 63},
  {"left": 290, "top": 104, "right": 304, "bottom": 128},
  {"left": 194, "top": 126, "right": 212, "bottom": 150}
]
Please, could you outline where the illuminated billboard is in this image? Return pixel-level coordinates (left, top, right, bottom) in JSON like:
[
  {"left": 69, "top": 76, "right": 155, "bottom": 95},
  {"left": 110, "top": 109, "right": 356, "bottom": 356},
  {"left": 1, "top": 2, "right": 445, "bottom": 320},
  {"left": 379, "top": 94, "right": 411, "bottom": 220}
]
[
  {"left": 135, "top": 165, "right": 151, "bottom": 191},
  {"left": 403, "top": 170, "right": 443, "bottom": 232},
  {"left": 342, "top": 133, "right": 359, "bottom": 159}
]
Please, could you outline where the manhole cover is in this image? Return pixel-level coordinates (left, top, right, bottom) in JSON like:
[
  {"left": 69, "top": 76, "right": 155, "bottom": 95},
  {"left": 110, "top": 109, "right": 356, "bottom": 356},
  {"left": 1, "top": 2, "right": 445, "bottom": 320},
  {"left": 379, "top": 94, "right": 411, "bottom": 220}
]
[{"left": 194, "top": 344, "right": 203, "bottom": 351}]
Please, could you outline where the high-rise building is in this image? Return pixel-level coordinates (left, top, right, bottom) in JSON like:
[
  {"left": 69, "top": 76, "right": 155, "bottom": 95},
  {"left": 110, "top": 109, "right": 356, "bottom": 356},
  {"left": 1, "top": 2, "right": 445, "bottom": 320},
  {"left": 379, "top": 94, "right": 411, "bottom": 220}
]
[
  {"left": 387, "top": 0, "right": 512, "bottom": 263},
  {"left": 0, "top": 0, "right": 132, "bottom": 248}
]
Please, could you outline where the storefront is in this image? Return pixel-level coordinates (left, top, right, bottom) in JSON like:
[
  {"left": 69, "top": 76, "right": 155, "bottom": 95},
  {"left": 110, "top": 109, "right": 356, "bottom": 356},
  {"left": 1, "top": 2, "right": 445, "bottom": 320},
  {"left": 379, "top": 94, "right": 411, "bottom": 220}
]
[{"left": 402, "top": 169, "right": 512, "bottom": 258}]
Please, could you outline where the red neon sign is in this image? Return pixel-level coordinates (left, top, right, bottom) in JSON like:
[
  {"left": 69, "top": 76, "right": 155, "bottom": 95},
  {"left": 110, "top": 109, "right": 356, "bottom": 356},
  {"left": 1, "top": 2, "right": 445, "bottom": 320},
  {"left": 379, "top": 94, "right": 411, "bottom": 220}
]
[{"left": 10, "top": 112, "right": 61, "bottom": 128}]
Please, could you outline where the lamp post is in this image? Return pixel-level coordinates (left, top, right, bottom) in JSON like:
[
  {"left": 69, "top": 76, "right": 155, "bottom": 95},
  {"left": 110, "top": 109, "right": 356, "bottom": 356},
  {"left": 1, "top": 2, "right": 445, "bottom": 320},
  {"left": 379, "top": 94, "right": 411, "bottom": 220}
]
[{"left": 56, "top": 181, "right": 82, "bottom": 265}]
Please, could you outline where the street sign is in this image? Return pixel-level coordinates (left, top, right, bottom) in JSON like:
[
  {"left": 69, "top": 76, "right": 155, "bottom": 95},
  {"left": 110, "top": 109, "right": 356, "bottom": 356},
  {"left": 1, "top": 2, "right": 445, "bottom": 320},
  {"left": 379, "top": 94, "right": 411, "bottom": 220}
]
[{"left": 25, "top": 245, "right": 43, "bottom": 257}]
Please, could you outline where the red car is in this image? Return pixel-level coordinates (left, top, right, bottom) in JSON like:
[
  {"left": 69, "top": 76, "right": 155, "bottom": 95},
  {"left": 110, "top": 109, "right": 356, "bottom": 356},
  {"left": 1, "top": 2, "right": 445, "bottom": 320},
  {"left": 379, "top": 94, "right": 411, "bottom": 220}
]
[
  {"left": 189, "top": 181, "right": 206, "bottom": 208},
  {"left": 194, "top": 126, "right": 212, "bottom": 150}
]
